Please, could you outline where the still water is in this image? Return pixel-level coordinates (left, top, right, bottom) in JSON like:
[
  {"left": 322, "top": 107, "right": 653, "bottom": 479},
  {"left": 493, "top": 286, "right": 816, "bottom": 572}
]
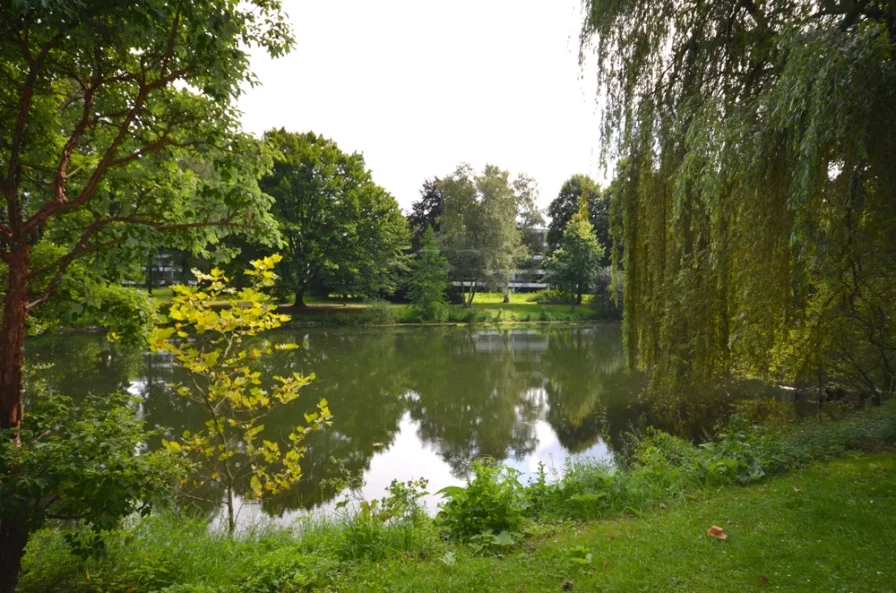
[{"left": 28, "top": 325, "right": 785, "bottom": 520}]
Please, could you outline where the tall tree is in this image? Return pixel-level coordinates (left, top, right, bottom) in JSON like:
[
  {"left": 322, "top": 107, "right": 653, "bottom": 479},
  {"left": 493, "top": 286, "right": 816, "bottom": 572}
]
[
  {"left": 547, "top": 174, "right": 609, "bottom": 264},
  {"left": 258, "top": 129, "right": 409, "bottom": 307},
  {"left": 0, "top": 1, "right": 292, "bottom": 587},
  {"left": 408, "top": 227, "right": 449, "bottom": 321},
  {"left": 514, "top": 174, "right": 546, "bottom": 256},
  {"left": 439, "top": 164, "right": 526, "bottom": 307},
  {"left": 408, "top": 178, "right": 444, "bottom": 251},
  {"left": 546, "top": 198, "right": 605, "bottom": 305},
  {"left": 581, "top": 0, "right": 896, "bottom": 396}
]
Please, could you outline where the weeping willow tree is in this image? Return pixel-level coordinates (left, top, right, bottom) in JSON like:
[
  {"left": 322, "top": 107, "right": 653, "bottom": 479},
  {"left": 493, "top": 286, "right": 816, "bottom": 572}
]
[{"left": 581, "top": 0, "right": 896, "bottom": 399}]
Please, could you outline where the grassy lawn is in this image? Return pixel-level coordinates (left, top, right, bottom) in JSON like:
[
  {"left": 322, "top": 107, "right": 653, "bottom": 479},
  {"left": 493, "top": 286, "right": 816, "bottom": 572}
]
[
  {"left": 150, "top": 289, "right": 596, "bottom": 323},
  {"left": 335, "top": 452, "right": 896, "bottom": 593}
]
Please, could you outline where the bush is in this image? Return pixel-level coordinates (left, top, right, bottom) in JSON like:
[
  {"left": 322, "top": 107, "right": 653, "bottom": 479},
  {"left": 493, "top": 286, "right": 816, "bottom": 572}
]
[
  {"left": 781, "top": 399, "right": 896, "bottom": 463},
  {"left": 335, "top": 478, "right": 431, "bottom": 561},
  {"left": 446, "top": 308, "right": 490, "bottom": 324},
  {"left": 526, "top": 289, "right": 568, "bottom": 305},
  {"left": 360, "top": 299, "right": 396, "bottom": 325},
  {"left": 435, "top": 460, "right": 528, "bottom": 540}
]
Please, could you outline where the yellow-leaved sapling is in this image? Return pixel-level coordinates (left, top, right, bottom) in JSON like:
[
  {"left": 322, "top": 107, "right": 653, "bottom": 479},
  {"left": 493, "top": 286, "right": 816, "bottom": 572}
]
[{"left": 151, "top": 255, "right": 332, "bottom": 532}]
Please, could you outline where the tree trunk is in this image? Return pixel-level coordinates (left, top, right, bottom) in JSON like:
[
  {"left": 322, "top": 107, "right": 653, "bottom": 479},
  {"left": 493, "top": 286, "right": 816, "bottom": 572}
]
[
  {"left": 292, "top": 288, "right": 306, "bottom": 310},
  {"left": 465, "top": 281, "right": 477, "bottom": 308},
  {"left": 0, "top": 518, "right": 28, "bottom": 593},
  {"left": 576, "top": 291, "right": 583, "bottom": 306},
  {"left": 146, "top": 255, "right": 154, "bottom": 295},
  {"left": 0, "top": 249, "right": 29, "bottom": 430},
  {"left": 0, "top": 249, "right": 30, "bottom": 593},
  {"left": 226, "top": 485, "right": 235, "bottom": 534},
  {"left": 502, "top": 288, "right": 510, "bottom": 304}
]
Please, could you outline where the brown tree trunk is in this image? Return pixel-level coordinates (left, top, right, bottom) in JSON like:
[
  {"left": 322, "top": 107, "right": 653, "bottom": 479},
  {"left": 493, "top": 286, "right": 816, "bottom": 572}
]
[
  {"left": 0, "top": 248, "right": 29, "bottom": 430},
  {"left": 0, "top": 249, "right": 30, "bottom": 593},
  {"left": 0, "top": 518, "right": 28, "bottom": 593}
]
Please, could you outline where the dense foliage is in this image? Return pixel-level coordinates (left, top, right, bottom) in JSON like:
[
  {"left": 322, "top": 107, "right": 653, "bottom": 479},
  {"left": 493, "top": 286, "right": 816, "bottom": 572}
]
[
  {"left": 407, "top": 178, "right": 444, "bottom": 252},
  {"left": 581, "top": 0, "right": 896, "bottom": 397},
  {"left": 252, "top": 129, "right": 409, "bottom": 306},
  {"left": 0, "top": 1, "right": 294, "bottom": 588},
  {"left": 546, "top": 174, "right": 609, "bottom": 265},
  {"left": 545, "top": 200, "right": 605, "bottom": 305},
  {"left": 1, "top": 390, "right": 180, "bottom": 589},
  {"left": 438, "top": 165, "right": 527, "bottom": 306},
  {"left": 407, "top": 228, "right": 449, "bottom": 321}
]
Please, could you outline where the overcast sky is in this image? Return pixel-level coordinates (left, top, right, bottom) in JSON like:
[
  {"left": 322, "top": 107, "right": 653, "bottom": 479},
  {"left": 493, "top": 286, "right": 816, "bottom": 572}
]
[{"left": 238, "top": 0, "right": 603, "bottom": 213}]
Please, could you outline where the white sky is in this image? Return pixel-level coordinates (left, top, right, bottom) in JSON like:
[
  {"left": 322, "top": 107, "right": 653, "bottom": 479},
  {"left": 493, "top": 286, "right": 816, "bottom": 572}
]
[{"left": 239, "top": 0, "right": 603, "bottom": 213}]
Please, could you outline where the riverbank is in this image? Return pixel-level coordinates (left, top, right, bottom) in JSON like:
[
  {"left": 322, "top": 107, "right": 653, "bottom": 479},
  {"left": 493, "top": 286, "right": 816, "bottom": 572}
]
[
  {"left": 339, "top": 452, "right": 896, "bottom": 592},
  {"left": 152, "top": 289, "right": 606, "bottom": 325},
  {"left": 19, "top": 403, "right": 896, "bottom": 593}
]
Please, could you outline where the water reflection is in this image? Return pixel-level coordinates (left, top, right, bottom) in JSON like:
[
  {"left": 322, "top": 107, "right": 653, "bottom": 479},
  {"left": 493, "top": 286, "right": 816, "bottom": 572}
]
[{"left": 27, "top": 325, "right": 784, "bottom": 517}]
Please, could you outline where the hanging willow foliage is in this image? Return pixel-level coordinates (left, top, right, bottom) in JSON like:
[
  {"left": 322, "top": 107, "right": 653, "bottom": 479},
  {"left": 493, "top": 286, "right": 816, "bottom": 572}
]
[{"left": 581, "top": 0, "right": 896, "bottom": 398}]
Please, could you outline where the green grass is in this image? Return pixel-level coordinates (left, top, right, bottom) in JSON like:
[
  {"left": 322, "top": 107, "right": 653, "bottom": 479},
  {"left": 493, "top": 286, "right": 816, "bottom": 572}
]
[
  {"left": 338, "top": 453, "right": 896, "bottom": 593},
  {"left": 21, "top": 452, "right": 896, "bottom": 593}
]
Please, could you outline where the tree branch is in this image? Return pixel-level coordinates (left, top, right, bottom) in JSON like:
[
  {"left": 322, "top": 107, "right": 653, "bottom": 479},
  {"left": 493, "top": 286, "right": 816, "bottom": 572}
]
[
  {"left": 26, "top": 214, "right": 243, "bottom": 310},
  {"left": 54, "top": 76, "right": 100, "bottom": 203},
  {"left": 3, "top": 33, "right": 61, "bottom": 232},
  {"left": 23, "top": 12, "right": 191, "bottom": 234}
]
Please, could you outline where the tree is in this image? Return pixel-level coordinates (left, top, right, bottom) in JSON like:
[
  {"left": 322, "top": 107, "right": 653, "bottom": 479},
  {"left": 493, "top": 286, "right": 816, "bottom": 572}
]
[
  {"left": 408, "top": 178, "right": 444, "bottom": 252},
  {"left": 0, "top": 1, "right": 290, "bottom": 586},
  {"left": 408, "top": 227, "right": 449, "bottom": 321},
  {"left": 581, "top": 0, "right": 896, "bottom": 396},
  {"left": 151, "top": 256, "right": 332, "bottom": 533},
  {"left": 439, "top": 164, "right": 526, "bottom": 307},
  {"left": 547, "top": 175, "right": 609, "bottom": 264},
  {"left": 546, "top": 198, "right": 604, "bottom": 305},
  {"left": 0, "top": 390, "right": 181, "bottom": 592},
  {"left": 514, "top": 174, "right": 546, "bottom": 256},
  {"left": 257, "top": 130, "right": 409, "bottom": 307}
]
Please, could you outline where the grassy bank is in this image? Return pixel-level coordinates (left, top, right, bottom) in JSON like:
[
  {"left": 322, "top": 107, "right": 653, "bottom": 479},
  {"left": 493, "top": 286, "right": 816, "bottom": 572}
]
[
  {"left": 151, "top": 290, "right": 602, "bottom": 325},
  {"left": 20, "top": 403, "right": 896, "bottom": 593},
  {"left": 341, "top": 452, "right": 896, "bottom": 592}
]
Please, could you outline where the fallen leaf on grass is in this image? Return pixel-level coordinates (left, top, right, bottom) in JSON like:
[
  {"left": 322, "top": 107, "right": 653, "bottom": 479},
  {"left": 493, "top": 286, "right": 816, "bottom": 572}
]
[
  {"left": 793, "top": 487, "right": 802, "bottom": 494},
  {"left": 603, "top": 560, "right": 610, "bottom": 567},
  {"left": 706, "top": 525, "right": 728, "bottom": 540},
  {"left": 760, "top": 575, "right": 770, "bottom": 586},
  {"left": 659, "top": 503, "right": 667, "bottom": 509},
  {"left": 561, "top": 579, "right": 574, "bottom": 590}
]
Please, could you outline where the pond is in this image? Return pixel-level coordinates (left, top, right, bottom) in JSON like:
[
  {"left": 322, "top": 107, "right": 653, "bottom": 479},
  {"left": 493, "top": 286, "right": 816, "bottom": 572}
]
[{"left": 28, "top": 324, "right": 790, "bottom": 522}]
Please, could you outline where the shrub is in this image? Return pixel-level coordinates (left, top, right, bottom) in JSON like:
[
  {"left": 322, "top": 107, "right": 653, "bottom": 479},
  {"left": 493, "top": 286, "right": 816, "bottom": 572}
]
[
  {"left": 435, "top": 460, "right": 528, "bottom": 540},
  {"left": 239, "top": 549, "right": 336, "bottom": 593},
  {"left": 336, "top": 478, "right": 431, "bottom": 560},
  {"left": 781, "top": 399, "right": 896, "bottom": 463},
  {"left": 526, "top": 289, "right": 567, "bottom": 304},
  {"left": 360, "top": 299, "right": 397, "bottom": 325},
  {"left": 697, "top": 414, "right": 788, "bottom": 484}
]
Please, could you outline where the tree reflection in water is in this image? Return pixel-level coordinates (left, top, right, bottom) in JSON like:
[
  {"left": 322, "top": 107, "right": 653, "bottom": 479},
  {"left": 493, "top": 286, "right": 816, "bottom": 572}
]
[{"left": 28, "top": 325, "right": 790, "bottom": 518}]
